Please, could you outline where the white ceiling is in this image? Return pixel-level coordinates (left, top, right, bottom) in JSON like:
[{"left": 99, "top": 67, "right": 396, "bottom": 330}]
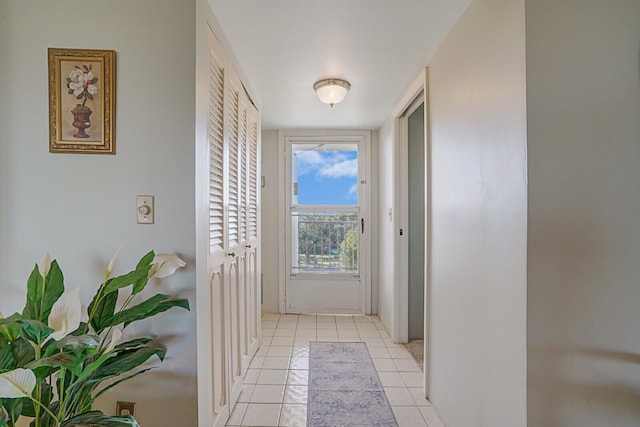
[{"left": 210, "top": 0, "right": 470, "bottom": 130}]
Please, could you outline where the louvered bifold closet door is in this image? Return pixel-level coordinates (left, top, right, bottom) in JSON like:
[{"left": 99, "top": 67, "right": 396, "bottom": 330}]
[
  {"left": 237, "top": 92, "right": 251, "bottom": 371},
  {"left": 236, "top": 87, "right": 250, "bottom": 372},
  {"left": 245, "top": 104, "right": 261, "bottom": 356},
  {"left": 205, "top": 27, "right": 229, "bottom": 427},
  {"left": 200, "top": 26, "right": 261, "bottom": 427},
  {"left": 224, "top": 67, "right": 244, "bottom": 407}
]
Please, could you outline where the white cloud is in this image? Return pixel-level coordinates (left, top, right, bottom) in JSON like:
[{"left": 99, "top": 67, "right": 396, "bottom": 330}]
[
  {"left": 296, "top": 150, "right": 324, "bottom": 166},
  {"left": 295, "top": 150, "right": 325, "bottom": 175},
  {"left": 295, "top": 150, "right": 358, "bottom": 179},
  {"left": 318, "top": 158, "right": 358, "bottom": 178}
]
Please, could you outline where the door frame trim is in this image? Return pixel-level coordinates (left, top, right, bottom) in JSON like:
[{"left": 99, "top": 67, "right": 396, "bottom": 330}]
[
  {"left": 391, "top": 67, "right": 431, "bottom": 396},
  {"left": 278, "top": 129, "right": 372, "bottom": 314}
]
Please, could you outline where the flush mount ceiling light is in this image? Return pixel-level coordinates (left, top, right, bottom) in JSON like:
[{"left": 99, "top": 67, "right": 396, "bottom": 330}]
[{"left": 313, "top": 79, "right": 351, "bottom": 107}]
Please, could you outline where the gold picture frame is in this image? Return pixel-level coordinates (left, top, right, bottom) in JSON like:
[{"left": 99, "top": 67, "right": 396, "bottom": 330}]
[{"left": 48, "top": 48, "right": 116, "bottom": 154}]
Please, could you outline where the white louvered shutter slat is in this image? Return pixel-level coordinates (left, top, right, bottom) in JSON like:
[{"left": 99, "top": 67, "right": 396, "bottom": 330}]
[
  {"left": 208, "top": 48, "right": 225, "bottom": 253},
  {"left": 227, "top": 82, "right": 240, "bottom": 248},
  {"left": 239, "top": 99, "right": 247, "bottom": 244},
  {"left": 248, "top": 110, "right": 259, "bottom": 240}
]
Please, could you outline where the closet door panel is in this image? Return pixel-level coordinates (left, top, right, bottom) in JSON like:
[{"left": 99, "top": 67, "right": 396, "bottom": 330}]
[
  {"left": 224, "top": 66, "right": 245, "bottom": 408},
  {"left": 203, "top": 27, "right": 230, "bottom": 427},
  {"left": 245, "top": 105, "right": 261, "bottom": 354}
]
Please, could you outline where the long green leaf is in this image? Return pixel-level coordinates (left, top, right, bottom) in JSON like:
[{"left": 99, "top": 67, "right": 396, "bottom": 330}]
[
  {"left": 0, "top": 314, "right": 21, "bottom": 341},
  {"left": 26, "top": 352, "right": 85, "bottom": 377},
  {"left": 66, "top": 338, "right": 155, "bottom": 386},
  {"left": 18, "top": 320, "right": 52, "bottom": 345},
  {"left": 87, "top": 290, "right": 118, "bottom": 334},
  {"left": 72, "top": 353, "right": 109, "bottom": 384},
  {"left": 37, "top": 400, "right": 59, "bottom": 427},
  {"left": 93, "top": 367, "right": 155, "bottom": 402},
  {"left": 42, "top": 334, "right": 99, "bottom": 360},
  {"left": 113, "top": 338, "right": 153, "bottom": 352},
  {"left": 108, "top": 295, "right": 189, "bottom": 328},
  {"left": 22, "top": 265, "right": 43, "bottom": 320},
  {"left": 89, "top": 346, "right": 165, "bottom": 382},
  {"left": 22, "top": 264, "right": 44, "bottom": 319},
  {"left": 0, "top": 398, "right": 23, "bottom": 424},
  {"left": 0, "top": 337, "right": 16, "bottom": 372},
  {"left": 56, "top": 334, "right": 100, "bottom": 353},
  {"left": 26, "top": 384, "right": 56, "bottom": 427},
  {"left": 102, "top": 267, "right": 151, "bottom": 296},
  {"left": 61, "top": 410, "right": 140, "bottom": 427},
  {"left": 136, "top": 251, "right": 155, "bottom": 269},
  {"left": 132, "top": 251, "right": 154, "bottom": 295},
  {"left": 10, "top": 338, "right": 34, "bottom": 367},
  {"left": 133, "top": 297, "right": 190, "bottom": 326},
  {"left": 20, "top": 397, "right": 35, "bottom": 418},
  {"left": 16, "top": 380, "right": 51, "bottom": 420},
  {"left": 23, "top": 261, "right": 64, "bottom": 322},
  {"left": 41, "top": 261, "right": 64, "bottom": 322}
]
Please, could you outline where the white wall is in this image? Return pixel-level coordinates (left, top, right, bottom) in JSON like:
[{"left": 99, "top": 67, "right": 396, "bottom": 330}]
[
  {"left": 376, "top": 119, "right": 396, "bottom": 332},
  {"left": 0, "top": 1, "right": 197, "bottom": 425},
  {"left": 260, "top": 130, "right": 281, "bottom": 313},
  {"left": 427, "top": 0, "right": 528, "bottom": 425},
  {"left": 526, "top": 1, "right": 640, "bottom": 426}
]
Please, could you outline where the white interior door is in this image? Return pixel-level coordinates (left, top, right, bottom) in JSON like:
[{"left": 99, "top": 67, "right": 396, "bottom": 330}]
[
  {"left": 225, "top": 62, "right": 244, "bottom": 406},
  {"left": 282, "top": 132, "right": 370, "bottom": 314},
  {"left": 202, "top": 26, "right": 230, "bottom": 427},
  {"left": 226, "top": 71, "right": 262, "bottom": 402},
  {"left": 244, "top": 101, "right": 261, "bottom": 366}
]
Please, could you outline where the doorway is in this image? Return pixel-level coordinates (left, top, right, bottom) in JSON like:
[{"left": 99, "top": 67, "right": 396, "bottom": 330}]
[
  {"left": 407, "top": 103, "right": 425, "bottom": 341},
  {"left": 392, "top": 68, "right": 429, "bottom": 397},
  {"left": 280, "top": 131, "right": 371, "bottom": 314}
]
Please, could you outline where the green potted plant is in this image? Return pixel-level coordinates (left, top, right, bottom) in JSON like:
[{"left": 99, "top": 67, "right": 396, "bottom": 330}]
[{"left": 0, "top": 250, "right": 189, "bottom": 427}]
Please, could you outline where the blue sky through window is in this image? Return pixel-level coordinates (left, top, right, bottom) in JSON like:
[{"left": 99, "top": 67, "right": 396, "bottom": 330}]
[{"left": 293, "top": 144, "right": 358, "bottom": 205}]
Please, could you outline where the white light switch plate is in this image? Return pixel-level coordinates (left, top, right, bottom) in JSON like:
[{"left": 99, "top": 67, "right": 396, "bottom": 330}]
[{"left": 137, "top": 195, "right": 154, "bottom": 224}]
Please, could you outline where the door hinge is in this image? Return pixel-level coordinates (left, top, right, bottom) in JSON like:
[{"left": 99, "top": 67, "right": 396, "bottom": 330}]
[{"left": 399, "top": 228, "right": 403, "bottom": 236}]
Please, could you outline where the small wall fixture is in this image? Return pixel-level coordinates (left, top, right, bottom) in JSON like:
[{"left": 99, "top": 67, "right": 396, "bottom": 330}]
[{"left": 313, "top": 79, "right": 351, "bottom": 107}]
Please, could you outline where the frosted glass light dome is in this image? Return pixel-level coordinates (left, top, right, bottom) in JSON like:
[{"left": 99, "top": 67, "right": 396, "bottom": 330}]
[{"left": 313, "top": 79, "right": 351, "bottom": 107}]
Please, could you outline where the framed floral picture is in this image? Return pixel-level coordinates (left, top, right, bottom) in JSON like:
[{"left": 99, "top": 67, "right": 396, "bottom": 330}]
[{"left": 48, "top": 48, "right": 116, "bottom": 154}]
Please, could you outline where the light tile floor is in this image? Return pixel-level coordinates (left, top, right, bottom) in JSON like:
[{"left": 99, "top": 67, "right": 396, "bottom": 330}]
[{"left": 225, "top": 313, "right": 444, "bottom": 427}]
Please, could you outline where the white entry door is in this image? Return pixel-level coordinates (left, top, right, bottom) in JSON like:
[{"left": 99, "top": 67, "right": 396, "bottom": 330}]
[{"left": 282, "top": 131, "right": 370, "bottom": 314}]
